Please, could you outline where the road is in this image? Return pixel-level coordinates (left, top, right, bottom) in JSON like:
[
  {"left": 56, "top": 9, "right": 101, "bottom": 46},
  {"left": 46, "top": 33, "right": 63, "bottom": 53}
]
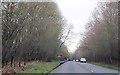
[{"left": 51, "top": 61, "right": 119, "bottom": 75}]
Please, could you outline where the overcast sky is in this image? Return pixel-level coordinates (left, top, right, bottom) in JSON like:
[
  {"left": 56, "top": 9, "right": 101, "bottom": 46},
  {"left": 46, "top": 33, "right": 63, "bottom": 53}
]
[{"left": 55, "top": 0, "right": 98, "bottom": 52}]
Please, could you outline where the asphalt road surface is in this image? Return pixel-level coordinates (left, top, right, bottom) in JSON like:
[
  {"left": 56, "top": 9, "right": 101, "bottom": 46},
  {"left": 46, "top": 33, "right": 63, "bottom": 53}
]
[{"left": 51, "top": 61, "right": 119, "bottom": 75}]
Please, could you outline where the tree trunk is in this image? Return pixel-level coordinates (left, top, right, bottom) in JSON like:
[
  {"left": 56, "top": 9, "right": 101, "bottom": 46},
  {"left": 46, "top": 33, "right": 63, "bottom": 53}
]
[
  {"left": 19, "top": 61, "right": 21, "bottom": 67},
  {"left": 10, "top": 56, "right": 14, "bottom": 67},
  {"left": 24, "top": 61, "right": 26, "bottom": 66},
  {"left": 110, "top": 57, "right": 113, "bottom": 64}
]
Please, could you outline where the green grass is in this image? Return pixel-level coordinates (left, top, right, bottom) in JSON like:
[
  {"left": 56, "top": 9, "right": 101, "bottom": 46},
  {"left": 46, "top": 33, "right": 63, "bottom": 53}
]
[
  {"left": 89, "top": 62, "right": 120, "bottom": 71},
  {"left": 17, "top": 61, "right": 65, "bottom": 73}
]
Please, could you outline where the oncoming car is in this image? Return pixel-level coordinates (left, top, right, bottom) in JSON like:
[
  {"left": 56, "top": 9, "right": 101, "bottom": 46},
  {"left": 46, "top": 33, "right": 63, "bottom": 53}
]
[
  {"left": 80, "top": 58, "right": 86, "bottom": 63},
  {"left": 75, "top": 59, "right": 79, "bottom": 62}
]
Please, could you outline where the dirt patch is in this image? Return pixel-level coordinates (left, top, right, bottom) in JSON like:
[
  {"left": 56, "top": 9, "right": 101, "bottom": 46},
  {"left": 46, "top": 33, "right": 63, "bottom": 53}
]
[{"left": 2, "top": 61, "right": 43, "bottom": 74}]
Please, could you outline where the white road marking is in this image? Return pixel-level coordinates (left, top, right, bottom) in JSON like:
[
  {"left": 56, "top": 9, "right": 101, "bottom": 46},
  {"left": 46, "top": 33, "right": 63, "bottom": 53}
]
[{"left": 91, "top": 70, "right": 94, "bottom": 73}]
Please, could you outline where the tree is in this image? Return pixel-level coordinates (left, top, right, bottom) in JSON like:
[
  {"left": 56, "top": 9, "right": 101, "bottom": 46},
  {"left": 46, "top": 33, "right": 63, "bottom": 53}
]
[
  {"left": 75, "top": 2, "right": 118, "bottom": 65},
  {"left": 2, "top": 2, "right": 69, "bottom": 67}
]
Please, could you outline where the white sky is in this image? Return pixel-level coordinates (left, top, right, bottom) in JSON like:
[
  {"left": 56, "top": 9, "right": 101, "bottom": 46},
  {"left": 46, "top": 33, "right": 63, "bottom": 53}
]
[{"left": 55, "top": 0, "right": 98, "bottom": 53}]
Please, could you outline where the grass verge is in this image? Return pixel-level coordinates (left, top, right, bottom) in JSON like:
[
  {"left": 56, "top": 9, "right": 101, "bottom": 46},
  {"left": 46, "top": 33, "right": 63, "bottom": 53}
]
[
  {"left": 89, "top": 62, "right": 120, "bottom": 71},
  {"left": 17, "top": 61, "right": 65, "bottom": 73}
]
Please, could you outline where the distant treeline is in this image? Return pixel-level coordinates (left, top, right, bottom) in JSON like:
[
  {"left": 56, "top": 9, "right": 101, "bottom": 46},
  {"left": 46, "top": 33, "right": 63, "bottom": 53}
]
[
  {"left": 2, "top": 2, "right": 69, "bottom": 67},
  {"left": 74, "top": 2, "right": 119, "bottom": 65}
]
